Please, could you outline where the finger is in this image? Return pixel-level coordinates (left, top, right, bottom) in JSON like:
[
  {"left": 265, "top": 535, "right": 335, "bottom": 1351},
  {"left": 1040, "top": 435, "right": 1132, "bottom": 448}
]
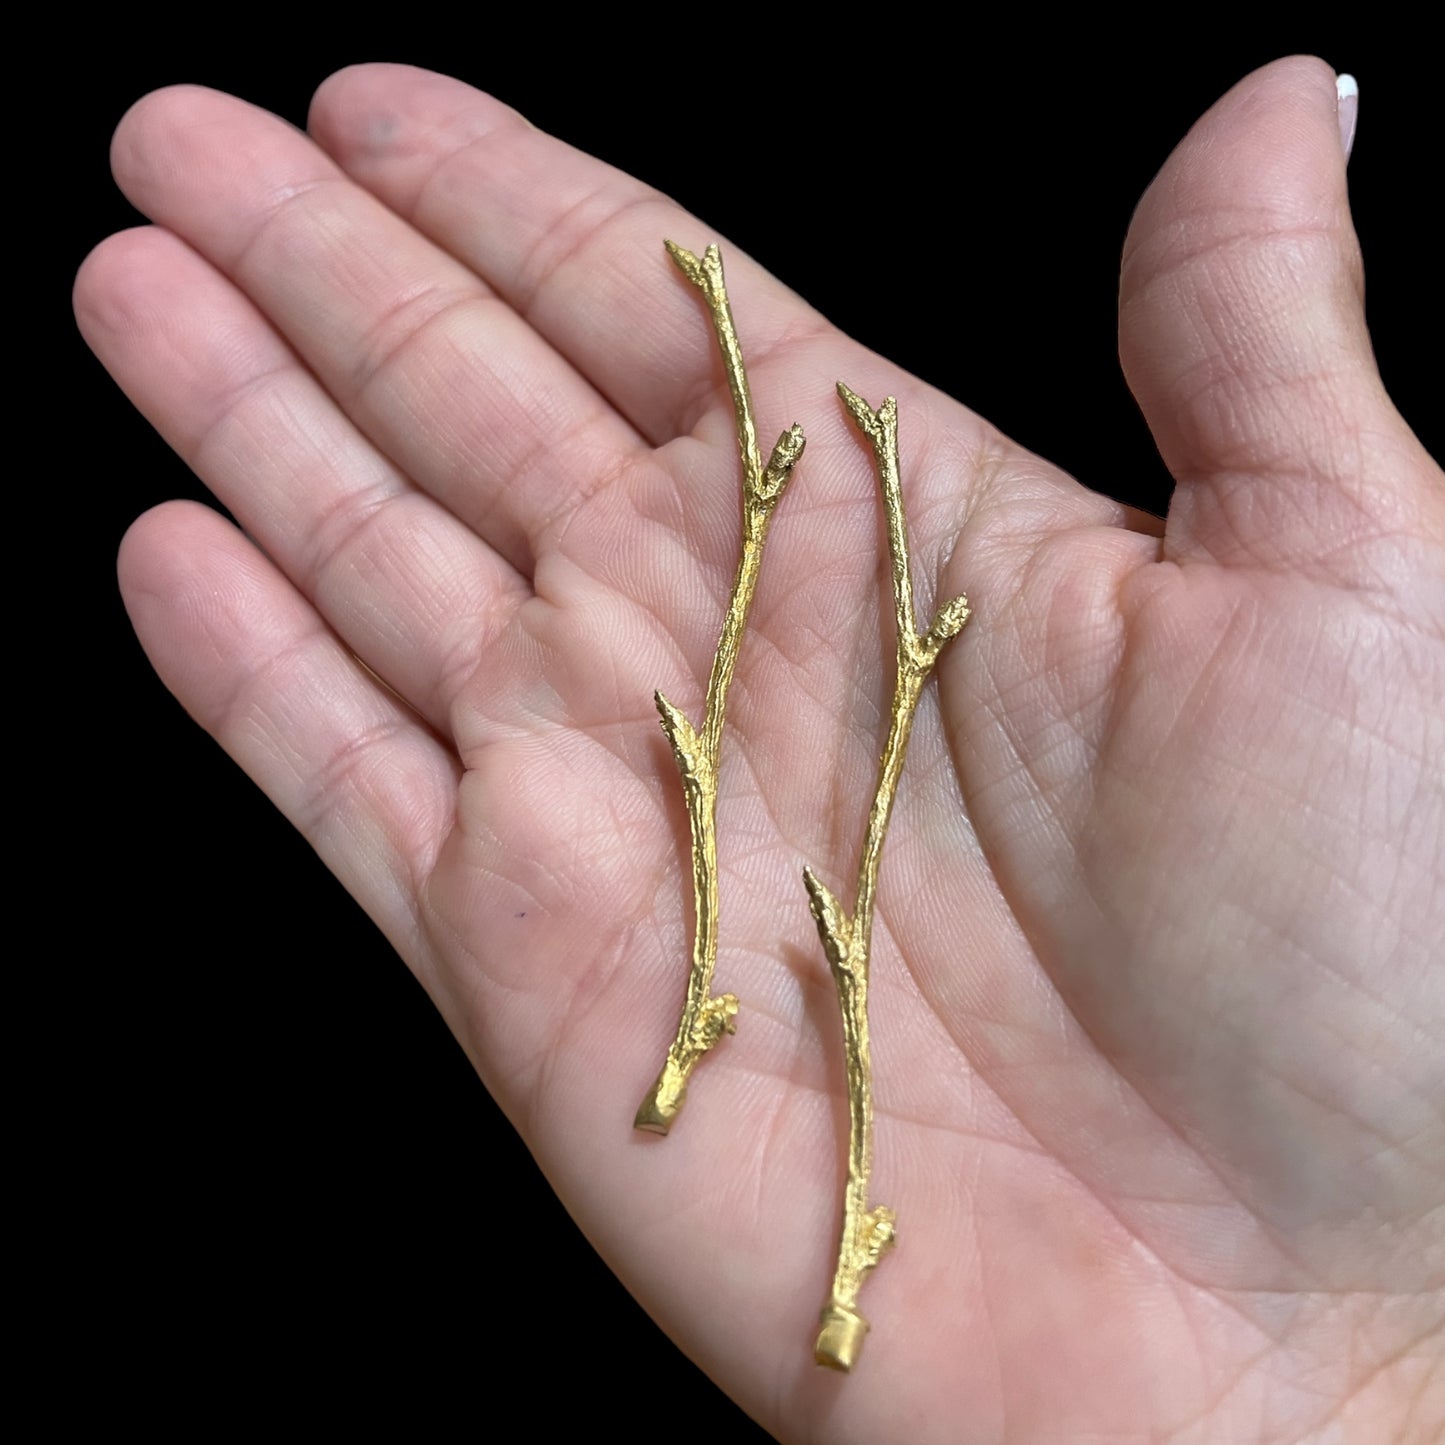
[
  {"left": 1119, "top": 57, "right": 1443, "bottom": 577},
  {"left": 79, "top": 226, "right": 527, "bottom": 735},
  {"left": 110, "top": 84, "right": 644, "bottom": 576},
  {"left": 307, "top": 63, "right": 842, "bottom": 450},
  {"left": 119, "top": 501, "right": 460, "bottom": 979}
]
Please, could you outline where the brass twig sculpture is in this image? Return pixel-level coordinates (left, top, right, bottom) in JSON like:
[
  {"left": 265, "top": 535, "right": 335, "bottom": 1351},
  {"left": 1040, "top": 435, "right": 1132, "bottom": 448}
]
[
  {"left": 635, "top": 242, "right": 805, "bottom": 1135},
  {"left": 805, "top": 384, "right": 971, "bottom": 1371}
]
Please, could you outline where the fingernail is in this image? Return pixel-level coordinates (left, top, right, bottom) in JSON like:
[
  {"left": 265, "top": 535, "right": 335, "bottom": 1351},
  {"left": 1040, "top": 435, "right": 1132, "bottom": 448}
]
[{"left": 1335, "top": 73, "right": 1359, "bottom": 161}]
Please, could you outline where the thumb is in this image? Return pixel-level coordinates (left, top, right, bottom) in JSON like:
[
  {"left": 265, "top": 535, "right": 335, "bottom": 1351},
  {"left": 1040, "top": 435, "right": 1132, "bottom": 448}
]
[{"left": 1119, "top": 56, "right": 1440, "bottom": 578}]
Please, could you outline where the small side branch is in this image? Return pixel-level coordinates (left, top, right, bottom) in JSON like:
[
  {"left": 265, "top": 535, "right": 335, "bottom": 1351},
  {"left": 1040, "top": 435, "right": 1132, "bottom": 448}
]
[
  {"left": 808, "top": 384, "right": 970, "bottom": 1370},
  {"left": 635, "top": 243, "right": 805, "bottom": 1135}
]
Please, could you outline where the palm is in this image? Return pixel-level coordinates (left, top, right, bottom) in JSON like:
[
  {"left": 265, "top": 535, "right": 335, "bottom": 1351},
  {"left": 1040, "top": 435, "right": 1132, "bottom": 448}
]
[{"left": 82, "top": 58, "right": 1441, "bottom": 1443}]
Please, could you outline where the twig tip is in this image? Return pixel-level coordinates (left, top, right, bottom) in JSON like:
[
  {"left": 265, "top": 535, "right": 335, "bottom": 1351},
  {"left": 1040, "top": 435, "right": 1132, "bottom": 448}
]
[
  {"left": 803, "top": 864, "right": 853, "bottom": 965},
  {"left": 664, "top": 238, "right": 705, "bottom": 284},
  {"left": 837, "top": 381, "right": 882, "bottom": 436}
]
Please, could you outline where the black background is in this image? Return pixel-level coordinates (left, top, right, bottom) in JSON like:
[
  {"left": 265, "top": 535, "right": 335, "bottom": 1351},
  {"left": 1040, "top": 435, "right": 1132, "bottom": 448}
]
[{"left": 61, "top": 26, "right": 1434, "bottom": 1439}]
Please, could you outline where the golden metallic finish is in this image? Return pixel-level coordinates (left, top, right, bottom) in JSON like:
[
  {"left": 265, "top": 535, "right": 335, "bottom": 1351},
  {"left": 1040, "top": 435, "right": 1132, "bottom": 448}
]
[
  {"left": 805, "top": 384, "right": 971, "bottom": 1370},
  {"left": 635, "top": 242, "right": 805, "bottom": 1135}
]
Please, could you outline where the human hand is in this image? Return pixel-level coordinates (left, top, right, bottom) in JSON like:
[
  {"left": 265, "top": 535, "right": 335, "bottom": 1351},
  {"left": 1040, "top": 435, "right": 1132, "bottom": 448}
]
[{"left": 80, "top": 56, "right": 1441, "bottom": 1442}]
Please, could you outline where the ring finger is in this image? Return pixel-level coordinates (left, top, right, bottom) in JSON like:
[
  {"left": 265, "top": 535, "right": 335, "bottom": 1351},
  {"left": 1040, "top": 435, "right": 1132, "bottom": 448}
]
[{"left": 77, "top": 223, "right": 525, "bottom": 735}]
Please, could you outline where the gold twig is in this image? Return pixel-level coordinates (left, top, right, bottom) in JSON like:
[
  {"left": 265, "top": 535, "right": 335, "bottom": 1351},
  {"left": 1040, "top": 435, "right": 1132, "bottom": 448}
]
[
  {"left": 806, "top": 384, "right": 970, "bottom": 1370},
  {"left": 635, "top": 243, "right": 805, "bottom": 1135}
]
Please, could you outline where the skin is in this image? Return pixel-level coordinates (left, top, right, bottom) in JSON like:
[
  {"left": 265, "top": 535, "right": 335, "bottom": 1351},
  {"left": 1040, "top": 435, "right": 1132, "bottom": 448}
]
[{"left": 79, "top": 57, "right": 1442, "bottom": 1443}]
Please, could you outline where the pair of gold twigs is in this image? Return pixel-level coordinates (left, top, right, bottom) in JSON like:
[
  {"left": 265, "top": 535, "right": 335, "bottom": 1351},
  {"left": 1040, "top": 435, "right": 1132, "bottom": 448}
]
[{"left": 635, "top": 242, "right": 970, "bottom": 1373}]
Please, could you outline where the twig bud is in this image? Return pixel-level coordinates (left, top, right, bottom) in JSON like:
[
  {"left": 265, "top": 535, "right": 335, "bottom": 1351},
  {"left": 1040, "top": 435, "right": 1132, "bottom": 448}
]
[
  {"left": 925, "top": 593, "right": 972, "bottom": 652},
  {"left": 663, "top": 238, "right": 705, "bottom": 286},
  {"left": 803, "top": 865, "right": 853, "bottom": 967},
  {"left": 836, "top": 381, "right": 878, "bottom": 436},
  {"left": 655, "top": 690, "right": 710, "bottom": 789},
  {"left": 760, "top": 424, "right": 806, "bottom": 502}
]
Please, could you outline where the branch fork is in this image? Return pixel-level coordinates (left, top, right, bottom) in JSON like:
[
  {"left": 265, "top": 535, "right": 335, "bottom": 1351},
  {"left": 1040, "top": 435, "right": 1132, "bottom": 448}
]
[
  {"left": 807, "top": 383, "right": 970, "bottom": 1371},
  {"left": 635, "top": 243, "right": 805, "bottom": 1135}
]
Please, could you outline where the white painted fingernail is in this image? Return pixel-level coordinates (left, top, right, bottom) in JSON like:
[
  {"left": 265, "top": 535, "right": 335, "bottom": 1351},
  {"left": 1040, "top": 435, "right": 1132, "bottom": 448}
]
[{"left": 1336, "top": 74, "right": 1359, "bottom": 161}]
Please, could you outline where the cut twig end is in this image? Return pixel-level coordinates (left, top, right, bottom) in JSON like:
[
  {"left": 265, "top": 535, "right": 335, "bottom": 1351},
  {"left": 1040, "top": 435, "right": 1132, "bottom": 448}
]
[
  {"left": 813, "top": 1212, "right": 895, "bottom": 1369},
  {"left": 634, "top": 992, "right": 739, "bottom": 1135},
  {"left": 633, "top": 1087, "right": 675, "bottom": 1135},
  {"left": 815, "top": 1301, "right": 869, "bottom": 1372},
  {"left": 635, "top": 1060, "right": 685, "bottom": 1134}
]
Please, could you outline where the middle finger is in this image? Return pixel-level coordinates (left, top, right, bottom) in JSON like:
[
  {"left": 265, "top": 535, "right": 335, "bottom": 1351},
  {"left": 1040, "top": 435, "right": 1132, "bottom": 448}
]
[{"left": 109, "top": 83, "right": 647, "bottom": 578}]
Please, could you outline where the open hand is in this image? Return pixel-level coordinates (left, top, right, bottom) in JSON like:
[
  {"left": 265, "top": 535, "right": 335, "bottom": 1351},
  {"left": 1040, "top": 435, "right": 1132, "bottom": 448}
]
[{"left": 80, "top": 58, "right": 1442, "bottom": 1442}]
